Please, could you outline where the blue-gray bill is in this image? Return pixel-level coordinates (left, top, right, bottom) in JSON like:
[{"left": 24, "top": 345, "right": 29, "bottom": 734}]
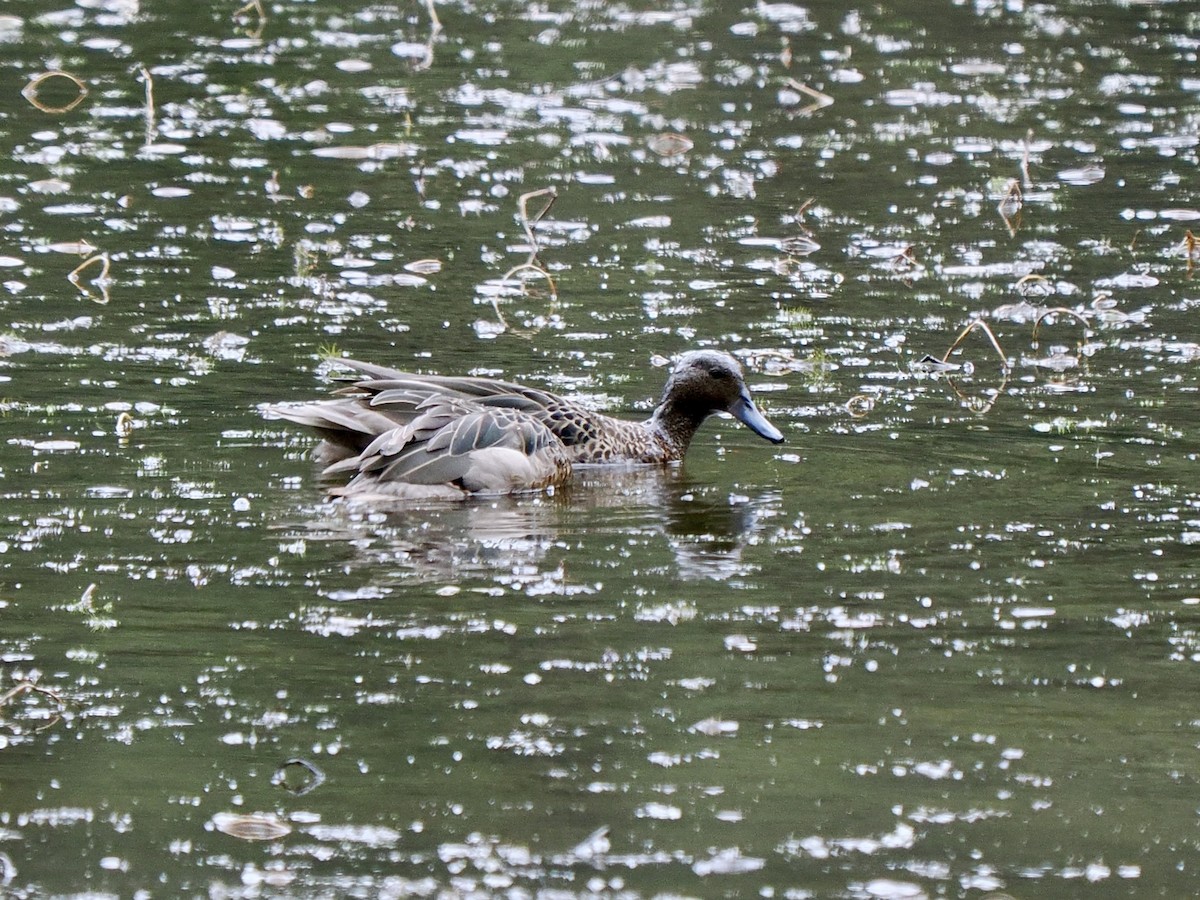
[{"left": 731, "top": 395, "right": 785, "bottom": 444}]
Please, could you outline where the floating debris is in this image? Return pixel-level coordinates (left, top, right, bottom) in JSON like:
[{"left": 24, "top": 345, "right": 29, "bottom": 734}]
[
  {"left": 47, "top": 239, "right": 97, "bottom": 256},
  {"left": 1014, "top": 273, "right": 1052, "bottom": 298},
  {"left": 779, "top": 78, "right": 833, "bottom": 115},
  {"left": 997, "top": 179, "right": 1022, "bottom": 236},
  {"left": 272, "top": 758, "right": 326, "bottom": 796},
  {"left": 0, "top": 680, "right": 64, "bottom": 715},
  {"left": 888, "top": 245, "right": 922, "bottom": 283},
  {"left": 493, "top": 187, "right": 559, "bottom": 308},
  {"left": 138, "top": 65, "right": 156, "bottom": 146},
  {"left": 202, "top": 331, "right": 250, "bottom": 360},
  {"left": 395, "top": 0, "right": 442, "bottom": 69},
  {"left": 845, "top": 393, "right": 875, "bottom": 417},
  {"left": 1031, "top": 307, "right": 1091, "bottom": 345},
  {"left": 232, "top": 0, "right": 266, "bottom": 38},
  {"left": 942, "top": 318, "right": 1009, "bottom": 369},
  {"left": 646, "top": 132, "right": 693, "bottom": 158},
  {"left": 1057, "top": 164, "right": 1105, "bottom": 185},
  {"left": 28, "top": 178, "right": 70, "bottom": 194},
  {"left": 67, "top": 253, "right": 111, "bottom": 304},
  {"left": 21, "top": 70, "right": 88, "bottom": 114},
  {"left": 404, "top": 258, "right": 442, "bottom": 275},
  {"left": 911, "top": 355, "right": 962, "bottom": 375},
  {"left": 211, "top": 812, "right": 291, "bottom": 842},
  {"left": 780, "top": 234, "right": 821, "bottom": 256}
]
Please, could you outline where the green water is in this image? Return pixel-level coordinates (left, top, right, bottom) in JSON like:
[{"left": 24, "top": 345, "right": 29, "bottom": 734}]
[{"left": 1, "top": 0, "right": 1199, "bottom": 897}]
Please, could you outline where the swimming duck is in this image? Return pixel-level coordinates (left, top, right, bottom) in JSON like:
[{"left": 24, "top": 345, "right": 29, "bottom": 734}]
[{"left": 266, "top": 350, "right": 784, "bottom": 500}]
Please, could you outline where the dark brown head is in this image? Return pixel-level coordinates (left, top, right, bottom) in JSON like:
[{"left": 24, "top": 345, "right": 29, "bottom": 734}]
[{"left": 656, "top": 350, "right": 784, "bottom": 444}]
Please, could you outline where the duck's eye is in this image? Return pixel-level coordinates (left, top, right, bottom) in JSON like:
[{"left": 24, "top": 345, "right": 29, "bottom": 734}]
[{"left": 709, "top": 367, "right": 733, "bottom": 381}]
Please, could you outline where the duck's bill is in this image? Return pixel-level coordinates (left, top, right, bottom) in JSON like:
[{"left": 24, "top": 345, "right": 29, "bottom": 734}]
[{"left": 731, "top": 395, "right": 784, "bottom": 444}]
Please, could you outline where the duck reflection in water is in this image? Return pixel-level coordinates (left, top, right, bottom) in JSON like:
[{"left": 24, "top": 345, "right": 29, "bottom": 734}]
[{"left": 281, "top": 468, "right": 783, "bottom": 591}]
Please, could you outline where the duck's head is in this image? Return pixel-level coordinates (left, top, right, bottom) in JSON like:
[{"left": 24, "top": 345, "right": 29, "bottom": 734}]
[{"left": 660, "top": 350, "right": 784, "bottom": 444}]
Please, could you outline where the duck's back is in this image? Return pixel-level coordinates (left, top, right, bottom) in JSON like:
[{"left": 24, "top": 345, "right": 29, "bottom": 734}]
[{"left": 342, "top": 363, "right": 670, "bottom": 465}]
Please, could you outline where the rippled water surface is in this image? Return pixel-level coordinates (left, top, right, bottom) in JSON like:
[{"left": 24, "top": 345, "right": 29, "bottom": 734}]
[{"left": 2, "top": 0, "right": 1200, "bottom": 896}]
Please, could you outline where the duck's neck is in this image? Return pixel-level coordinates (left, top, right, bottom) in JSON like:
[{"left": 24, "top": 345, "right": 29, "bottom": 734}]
[{"left": 645, "top": 401, "right": 707, "bottom": 461}]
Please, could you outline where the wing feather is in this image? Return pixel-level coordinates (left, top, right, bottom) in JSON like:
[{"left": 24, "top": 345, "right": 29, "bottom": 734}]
[{"left": 268, "top": 362, "right": 580, "bottom": 494}]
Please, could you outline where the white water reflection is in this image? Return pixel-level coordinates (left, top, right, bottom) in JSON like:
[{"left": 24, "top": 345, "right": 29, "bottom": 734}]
[{"left": 1, "top": 0, "right": 1200, "bottom": 896}]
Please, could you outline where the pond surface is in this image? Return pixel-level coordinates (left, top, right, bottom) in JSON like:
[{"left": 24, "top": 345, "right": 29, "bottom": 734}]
[{"left": 1, "top": 0, "right": 1199, "bottom": 896}]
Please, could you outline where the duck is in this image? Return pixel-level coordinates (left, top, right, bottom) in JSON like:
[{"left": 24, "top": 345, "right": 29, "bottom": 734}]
[{"left": 265, "top": 349, "right": 784, "bottom": 500}]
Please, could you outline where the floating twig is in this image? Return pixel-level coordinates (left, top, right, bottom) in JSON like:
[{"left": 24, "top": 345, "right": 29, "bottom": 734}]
[
  {"left": 493, "top": 187, "right": 559, "bottom": 297},
  {"left": 845, "top": 394, "right": 874, "bottom": 418},
  {"left": 424, "top": 0, "right": 441, "bottom": 32},
  {"left": 1031, "top": 306, "right": 1091, "bottom": 346},
  {"left": 423, "top": 0, "right": 442, "bottom": 66},
  {"left": 232, "top": 0, "right": 266, "bottom": 38},
  {"left": 1015, "top": 273, "right": 1052, "bottom": 298},
  {"left": 1020, "top": 129, "right": 1034, "bottom": 188},
  {"left": 0, "top": 680, "right": 65, "bottom": 735},
  {"left": 265, "top": 170, "right": 290, "bottom": 203},
  {"left": 945, "top": 372, "right": 1008, "bottom": 415},
  {"left": 515, "top": 186, "right": 557, "bottom": 270},
  {"left": 783, "top": 78, "right": 833, "bottom": 115},
  {"left": 1184, "top": 229, "right": 1197, "bottom": 279},
  {"left": 888, "top": 245, "right": 922, "bottom": 286},
  {"left": 646, "top": 132, "right": 693, "bottom": 159},
  {"left": 499, "top": 261, "right": 556, "bottom": 292},
  {"left": 997, "top": 179, "right": 1022, "bottom": 237},
  {"left": 137, "top": 65, "right": 156, "bottom": 146},
  {"left": 942, "top": 318, "right": 1009, "bottom": 369},
  {"left": 273, "top": 757, "right": 326, "bottom": 796},
  {"left": 0, "top": 680, "right": 63, "bottom": 710},
  {"left": 482, "top": 188, "right": 561, "bottom": 336},
  {"left": 491, "top": 264, "right": 558, "bottom": 337},
  {"left": 485, "top": 264, "right": 559, "bottom": 340},
  {"left": 21, "top": 70, "right": 88, "bottom": 114},
  {"left": 68, "top": 253, "right": 111, "bottom": 304}
]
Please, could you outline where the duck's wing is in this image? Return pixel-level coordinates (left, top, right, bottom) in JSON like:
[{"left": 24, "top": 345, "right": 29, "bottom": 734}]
[
  {"left": 334, "top": 359, "right": 559, "bottom": 406},
  {"left": 263, "top": 364, "right": 531, "bottom": 458},
  {"left": 337, "top": 360, "right": 628, "bottom": 454},
  {"left": 333, "top": 399, "right": 571, "bottom": 494},
  {"left": 265, "top": 396, "right": 407, "bottom": 465}
]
